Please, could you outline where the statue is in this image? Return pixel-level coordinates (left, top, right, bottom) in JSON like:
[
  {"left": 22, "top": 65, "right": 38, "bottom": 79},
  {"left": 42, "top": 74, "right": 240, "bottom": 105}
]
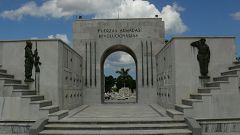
[
  {"left": 190, "top": 38, "right": 210, "bottom": 78},
  {"left": 34, "top": 49, "right": 41, "bottom": 72},
  {"left": 34, "top": 45, "right": 41, "bottom": 94},
  {"left": 24, "top": 41, "right": 34, "bottom": 82}
]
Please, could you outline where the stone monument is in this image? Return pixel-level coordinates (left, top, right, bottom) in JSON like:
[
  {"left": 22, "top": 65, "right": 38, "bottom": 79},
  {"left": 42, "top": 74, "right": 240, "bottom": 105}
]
[
  {"left": 118, "top": 87, "right": 131, "bottom": 99},
  {"left": 24, "top": 41, "right": 34, "bottom": 82},
  {"left": 190, "top": 38, "right": 210, "bottom": 78},
  {"left": 73, "top": 18, "right": 165, "bottom": 104},
  {"left": 34, "top": 42, "right": 41, "bottom": 94}
]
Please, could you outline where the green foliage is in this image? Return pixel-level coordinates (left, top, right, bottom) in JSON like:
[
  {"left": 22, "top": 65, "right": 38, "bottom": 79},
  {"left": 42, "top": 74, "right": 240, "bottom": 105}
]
[
  {"left": 115, "top": 68, "right": 136, "bottom": 91},
  {"left": 104, "top": 68, "right": 136, "bottom": 93},
  {"left": 111, "top": 87, "right": 118, "bottom": 92},
  {"left": 104, "top": 75, "right": 116, "bottom": 93},
  {"left": 129, "top": 79, "right": 136, "bottom": 92}
]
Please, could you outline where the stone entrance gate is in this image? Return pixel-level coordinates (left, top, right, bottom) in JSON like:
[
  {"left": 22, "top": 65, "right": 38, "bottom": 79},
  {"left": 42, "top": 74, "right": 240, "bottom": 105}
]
[{"left": 73, "top": 18, "right": 165, "bottom": 104}]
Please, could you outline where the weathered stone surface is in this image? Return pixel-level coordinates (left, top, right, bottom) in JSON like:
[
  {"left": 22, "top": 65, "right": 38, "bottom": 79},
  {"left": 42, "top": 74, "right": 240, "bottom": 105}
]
[
  {"left": 0, "top": 40, "right": 83, "bottom": 110},
  {"left": 156, "top": 37, "right": 236, "bottom": 108},
  {"left": 73, "top": 18, "right": 165, "bottom": 104}
]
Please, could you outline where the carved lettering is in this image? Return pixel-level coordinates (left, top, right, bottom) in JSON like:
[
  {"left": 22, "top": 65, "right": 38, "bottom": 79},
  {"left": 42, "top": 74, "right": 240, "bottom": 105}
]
[{"left": 97, "top": 27, "right": 142, "bottom": 39}]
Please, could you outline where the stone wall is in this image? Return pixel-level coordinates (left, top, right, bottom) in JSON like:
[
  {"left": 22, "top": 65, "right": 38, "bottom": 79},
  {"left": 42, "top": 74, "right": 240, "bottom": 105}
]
[
  {"left": 0, "top": 121, "right": 33, "bottom": 134},
  {"left": 60, "top": 41, "right": 83, "bottom": 109},
  {"left": 174, "top": 37, "right": 236, "bottom": 104},
  {"left": 0, "top": 39, "right": 83, "bottom": 109},
  {"left": 198, "top": 119, "right": 240, "bottom": 134},
  {"left": 155, "top": 37, "right": 236, "bottom": 107},
  {"left": 155, "top": 41, "right": 176, "bottom": 108}
]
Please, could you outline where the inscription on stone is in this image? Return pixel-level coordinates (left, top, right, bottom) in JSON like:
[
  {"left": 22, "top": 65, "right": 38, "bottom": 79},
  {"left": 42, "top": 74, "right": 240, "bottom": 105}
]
[{"left": 98, "top": 28, "right": 142, "bottom": 39}]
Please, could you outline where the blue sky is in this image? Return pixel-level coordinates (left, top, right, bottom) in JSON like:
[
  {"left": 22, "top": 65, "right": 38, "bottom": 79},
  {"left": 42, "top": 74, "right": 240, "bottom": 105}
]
[
  {"left": 104, "top": 51, "right": 136, "bottom": 79},
  {"left": 0, "top": 0, "right": 239, "bottom": 78}
]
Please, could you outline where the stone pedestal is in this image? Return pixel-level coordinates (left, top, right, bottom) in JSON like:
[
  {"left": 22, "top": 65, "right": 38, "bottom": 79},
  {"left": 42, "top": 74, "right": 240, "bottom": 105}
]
[
  {"left": 24, "top": 81, "right": 35, "bottom": 91},
  {"left": 199, "top": 76, "right": 210, "bottom": 87},
  {"left": 119, "top": 87, "right": 131, "bottom": 98}
]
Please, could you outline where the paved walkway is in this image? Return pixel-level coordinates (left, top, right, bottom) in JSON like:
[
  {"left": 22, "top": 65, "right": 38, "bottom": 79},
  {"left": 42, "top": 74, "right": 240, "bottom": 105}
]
[{"left": 61, "top": 104, "right": 171, "bottom": 122}]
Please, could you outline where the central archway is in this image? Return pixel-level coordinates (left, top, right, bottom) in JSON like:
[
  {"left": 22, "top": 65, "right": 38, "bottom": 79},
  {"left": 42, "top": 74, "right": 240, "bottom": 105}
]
[{"left": 100, "top": 45, "right": 138, "bottom": 104}]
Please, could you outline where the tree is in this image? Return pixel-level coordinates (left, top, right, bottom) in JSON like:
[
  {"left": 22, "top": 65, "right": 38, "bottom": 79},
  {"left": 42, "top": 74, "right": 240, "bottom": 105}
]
[
  {"left": 115, "top": 68, "right": 135, "bottom": 91},
  {"left": 105, "top": 75, "right": 116, "bottom": 93},
  {"left": 129, "top": 79, "right": 136, "bottom": 93}
]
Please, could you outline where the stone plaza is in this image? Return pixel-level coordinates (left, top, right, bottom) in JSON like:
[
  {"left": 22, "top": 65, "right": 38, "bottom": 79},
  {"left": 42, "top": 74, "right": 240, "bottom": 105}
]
[{"left": 0, "top": 18, "right": 240, "bottom": 134}]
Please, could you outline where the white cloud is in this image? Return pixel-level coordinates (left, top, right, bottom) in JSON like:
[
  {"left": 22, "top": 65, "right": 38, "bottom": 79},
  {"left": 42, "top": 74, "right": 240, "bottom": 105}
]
[
  {"left": 118, "top": 52, "right": 135, "bottom": 64},
  {"left": 0, "top": 0, "right": 121, "bottom": 20},
  {"left": 0, "top": 1, "right": 75, "bottom": 20},
  {"left": 0, "top": 2, "right": 36, "bottom": 20},
  {"left": 48, "top": 34, "right": 70, "bottom": 44},
  {"left": 104, "top": 51, "right": 136, "bottom": 78},
  {"left": 231, "top": 11, "right": 240, "bottom": 20},
  {"left": 160, "top": 3, "right": 187, "bottom": 34},
  {"left": 95, "top": 0, "right": 159, "bottom": 19},
  {"left": 94, "top": 1, "right": 187, "bottom": 34},
  {"left": 57, "top": 0, "right": 121, "bottom": 16},
  {"left": 104, "top": 52, "right": 135, "bottom": 70},
  {"left": 0, "top": 0, "right": 187, "bottom": 34}
]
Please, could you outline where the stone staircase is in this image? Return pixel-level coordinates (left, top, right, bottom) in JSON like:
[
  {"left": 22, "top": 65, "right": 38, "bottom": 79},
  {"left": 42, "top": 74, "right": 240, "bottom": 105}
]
[
  {"left": 167, "top": 62, "right": 240, "bottom": 119},
  {"left": 39, "top": 119, "right": 192, "bottom": 135},
  {"left": 0, "top": 65, "right": 68, "bottom": 120}
]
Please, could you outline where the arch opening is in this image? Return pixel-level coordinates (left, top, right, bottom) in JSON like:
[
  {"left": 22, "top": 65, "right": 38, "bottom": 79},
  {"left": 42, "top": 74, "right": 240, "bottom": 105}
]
[{"left": 100, "top": 45, "right": 138, "bottom": 104}]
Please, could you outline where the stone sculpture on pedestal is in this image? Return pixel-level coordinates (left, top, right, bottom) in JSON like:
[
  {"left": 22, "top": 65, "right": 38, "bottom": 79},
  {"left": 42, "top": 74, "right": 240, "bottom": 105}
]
[
  {"left": 190, "top": 38, "right": 210, "bottom": 78},
  {"left": 34, "top": 46, "right": 41, "bottom": 94},
  {"left": 24, "top": 41, "right": 34, "bottom": 82}
]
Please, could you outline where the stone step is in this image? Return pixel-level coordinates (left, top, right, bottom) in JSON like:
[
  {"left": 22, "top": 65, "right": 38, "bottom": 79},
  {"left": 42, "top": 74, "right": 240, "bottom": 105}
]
[
  {"left": 213, "top": 75, "right": 238, "bottom": 81},
  {"left": 0, "top": 73, "right": 14, "bottom": 79},
  {"left": 221, "top": 69, "right": 240, "bottom": 76},
  {"left": 30, "top": 100, "right": 52, "bottom": 108},
  {"left": 49, "top": 110, "right": 69, "bottom": 121},
  {"left": 149, "top": 104, "right": 168, "bottom": 116},
  {"left": 39, "top": 129, "right": 192, "bottom": 135},
  {"left": 190, "top": 93, "right": 212, "bottom": 100},
  {"left": 44, "top": 123, "right": 188, "bottom": 130},
  {"left": 0, "top": 78, "right": 22, "bottom": 84},
  {"left": 229, "top": 64, "right": 240, "bottom": 70},
  {"left": 0, "top": 69, "right": 7, "bottom": 73},
  {"left": 4, "top": 84, "right": 29, "bottom": 89},
  {"left": 50, "top": 119, "right": 185, "bottom": 124},
  {"left": 21, "top": 95, "right": 44, "bottom": 101},
  {"left": 198, "top": 87, "right": 220, "bottom": 93},
  {"left": 204, "top": 81, "right": 229, "bottom": 87},
  {"left": 166, "top": 109, "right": 184, "bottom": 120},
  {"left": 12, "top": 90, "right": 36, "bottom": 96},
  {"left": 64, "top": 105, "right": 89, "bottom": 119},
  {"left": 182, "top": 99, "right": 202, "bottom": 106},
  {"left": 174, "top": 104, "right": 192, "bottom": 112},
  {"left": 40, "top": 105, "right": 60, "bottom": 114}
]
